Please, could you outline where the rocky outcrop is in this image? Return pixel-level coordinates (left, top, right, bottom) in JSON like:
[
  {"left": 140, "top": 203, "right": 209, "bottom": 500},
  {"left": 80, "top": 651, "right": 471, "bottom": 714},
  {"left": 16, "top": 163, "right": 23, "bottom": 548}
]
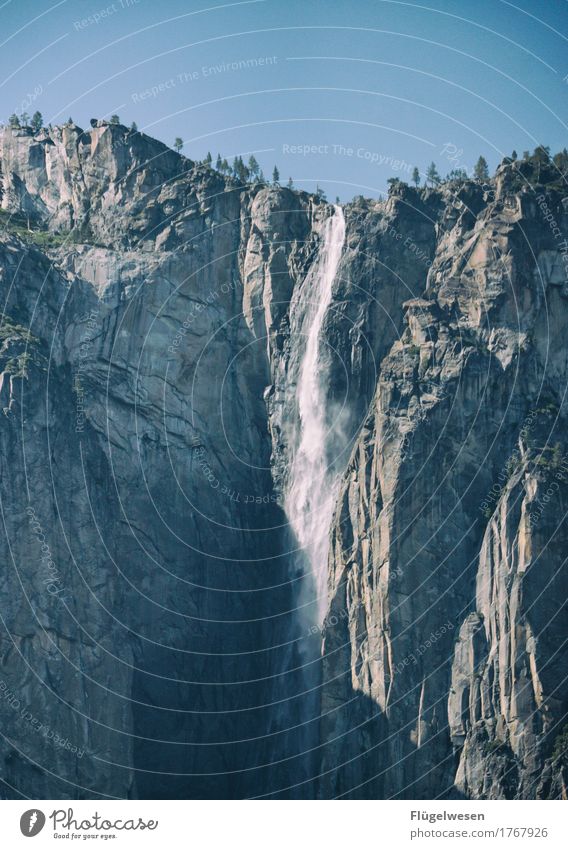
[
  {"left": 450, "top": 425, "right": 568, "bottom": 800},
  {"left": 1, "top": 123, "right": 567, "bottom": 799},
  {"left": 0, "top": 123, "right": 316, "bottom": 799},
  {"left": 319, "top": 171, "right": 568, "bottom": 799}
]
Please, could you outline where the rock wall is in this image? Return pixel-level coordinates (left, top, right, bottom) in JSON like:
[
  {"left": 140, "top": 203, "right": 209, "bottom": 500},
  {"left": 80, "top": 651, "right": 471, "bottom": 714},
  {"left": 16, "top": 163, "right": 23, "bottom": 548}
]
[
  {"left": 320, "top": 172, "right": 568, "bottom": 799},
  {"left": 0, "top": 122, "right": 567, "bottom": 798}
]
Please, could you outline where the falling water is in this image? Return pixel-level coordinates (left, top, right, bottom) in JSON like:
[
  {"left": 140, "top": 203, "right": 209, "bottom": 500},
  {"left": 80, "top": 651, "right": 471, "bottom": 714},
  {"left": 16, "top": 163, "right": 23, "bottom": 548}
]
[{"left": 286, "top": 205, "right": 346, "bottom": 621}]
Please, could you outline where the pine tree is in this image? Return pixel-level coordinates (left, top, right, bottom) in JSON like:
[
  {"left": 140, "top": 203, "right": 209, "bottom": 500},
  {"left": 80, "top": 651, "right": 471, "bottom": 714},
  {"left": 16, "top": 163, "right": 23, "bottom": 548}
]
[
  {"left": 8, "top": 113, "right": 20, "bottom": 128},
  {"left": 216, "top": 154, "right": 222, "bottom": 170},
  {"left": 412, "top": 166, "right": 420, "bottom": 187},
  {"left": 315, "top": 184, "right": 326, "bottom": 200},
  {"left": 447, "top": 168, "right": 468, "bottom": 181},
  {"left": 533, "top": 145, "right": 550, "bottom": 164},
  {"left": 233, "top": 156, "right": 248, "bottom": 182},
  {"left": 258, "top": 169, "right": 265, "bottom": 184},
  {"left": 426, "top": 161, "right": 441, "bottom": 186},
  {"left": 67, "top": 117, "right": 73, "bottom": 124},
  {"left": 221, "top": 158, "right": 229, "bottom": 174},
  {"left": 511, "top": 150, "right": 517, "bottom": 161},
  {"left": 553, "top": 148, "right": 568, "bottom": 173},
  {"left": 110, "top": 114, "right": 120, "bottom": 124},
  {"left": 287, "top": 177, "right": 294, "bottom": 189},
  {"left": 130, "top": 121, "right": 138, "bottom": 133},
  {"left": 204, "top": 151, "right": 212, "bottom": 165},
  {"left": 532, "top": 146, "right": 551, "bottom": 181},
  {"left": 31, "top": 111, "right": 43, "bottom": 132},
  {"left": 473, "top": 156, "right": 489, "bottom": 181},
  {"left": 248, "top": 155, "right": 260, "bottom": 179},
  {"left": 174, "top": 137, "right": 183, "bottom": 153},
  {"left": 20, "top": 111, "right": 30, "bottom": 126},
  {"left": 272, "top": 165, "right": 280, "bottom": 184}
]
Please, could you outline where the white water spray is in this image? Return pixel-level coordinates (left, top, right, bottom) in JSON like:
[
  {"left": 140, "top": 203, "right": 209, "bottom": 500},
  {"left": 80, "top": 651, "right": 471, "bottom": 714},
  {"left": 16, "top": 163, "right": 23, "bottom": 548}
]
[{"left": 286, "top": 206, "right": 346, "bottom": 621}]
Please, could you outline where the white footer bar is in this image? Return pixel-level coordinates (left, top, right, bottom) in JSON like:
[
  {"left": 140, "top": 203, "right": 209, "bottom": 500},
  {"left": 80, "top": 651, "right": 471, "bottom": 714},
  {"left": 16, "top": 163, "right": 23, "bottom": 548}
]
[{"left": 0, "top": 799, "right": 565, "bottom": 848}]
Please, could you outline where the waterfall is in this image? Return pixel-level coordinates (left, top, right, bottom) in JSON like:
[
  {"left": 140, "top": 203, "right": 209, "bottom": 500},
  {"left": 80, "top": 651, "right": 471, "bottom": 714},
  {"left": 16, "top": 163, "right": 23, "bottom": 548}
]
[{"left": 286, "top": 205, "right": 346, "bottom": 621}]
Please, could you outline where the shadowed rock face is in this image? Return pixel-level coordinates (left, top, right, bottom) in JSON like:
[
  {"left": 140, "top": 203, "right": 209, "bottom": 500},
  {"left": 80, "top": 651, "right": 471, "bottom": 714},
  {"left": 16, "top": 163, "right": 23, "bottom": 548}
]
[{"left": 0, "top": 121, "right": 567, "bottom": 799}]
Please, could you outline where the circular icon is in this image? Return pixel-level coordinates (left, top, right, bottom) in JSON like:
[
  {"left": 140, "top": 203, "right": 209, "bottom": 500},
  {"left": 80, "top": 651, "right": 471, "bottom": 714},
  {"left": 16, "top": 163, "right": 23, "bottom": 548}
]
[{"left": 19, "top": 810, "right": 46, "bottom": 837}]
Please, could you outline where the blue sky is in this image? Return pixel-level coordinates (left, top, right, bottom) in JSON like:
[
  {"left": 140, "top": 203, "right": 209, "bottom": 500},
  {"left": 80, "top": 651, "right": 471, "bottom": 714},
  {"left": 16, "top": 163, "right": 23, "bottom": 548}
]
[{"left": 1, "top": 0, "right": 567, "bottom": 200}]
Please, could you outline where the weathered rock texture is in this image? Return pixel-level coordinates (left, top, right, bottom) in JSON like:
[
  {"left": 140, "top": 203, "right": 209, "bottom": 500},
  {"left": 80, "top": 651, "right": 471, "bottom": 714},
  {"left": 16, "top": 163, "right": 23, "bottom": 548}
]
[{"left": 0, "top": 121, "right": 567, "bottom": 798}]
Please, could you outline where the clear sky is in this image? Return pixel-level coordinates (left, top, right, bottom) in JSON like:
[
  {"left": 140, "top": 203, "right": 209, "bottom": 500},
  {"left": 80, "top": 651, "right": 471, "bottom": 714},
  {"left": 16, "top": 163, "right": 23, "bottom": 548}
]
[{"left": 1, "top": 0, "right": 567, "bottom": 200}]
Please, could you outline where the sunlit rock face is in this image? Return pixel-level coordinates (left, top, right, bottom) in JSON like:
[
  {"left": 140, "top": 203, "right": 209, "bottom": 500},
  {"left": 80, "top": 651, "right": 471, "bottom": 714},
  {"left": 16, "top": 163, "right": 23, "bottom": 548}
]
[{"left": 0, "top": 122, "right": 567, "bottom": 799}]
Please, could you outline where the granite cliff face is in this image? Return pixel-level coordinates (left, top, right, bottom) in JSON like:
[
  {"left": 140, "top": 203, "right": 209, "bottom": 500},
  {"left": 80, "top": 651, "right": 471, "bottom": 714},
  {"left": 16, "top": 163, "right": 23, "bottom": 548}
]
[{"left": 0, "top": 121, "right": 567, "bottom": 799}]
